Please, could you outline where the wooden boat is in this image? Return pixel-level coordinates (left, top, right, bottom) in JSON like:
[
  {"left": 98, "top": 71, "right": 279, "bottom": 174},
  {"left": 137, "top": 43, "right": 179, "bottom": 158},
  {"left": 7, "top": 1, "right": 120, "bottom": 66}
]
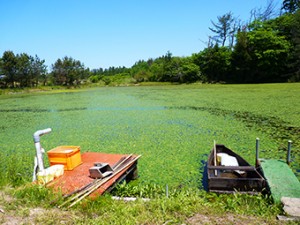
[{"left": 207, "top": 144, "right": 266, "bottom": 194}]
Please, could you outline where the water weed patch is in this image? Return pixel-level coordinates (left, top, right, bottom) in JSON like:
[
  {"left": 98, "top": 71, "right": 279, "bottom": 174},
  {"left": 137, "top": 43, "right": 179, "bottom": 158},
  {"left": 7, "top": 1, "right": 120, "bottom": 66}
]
[{"left": 0, "top": 84, "right": 299, "bottom": 189}]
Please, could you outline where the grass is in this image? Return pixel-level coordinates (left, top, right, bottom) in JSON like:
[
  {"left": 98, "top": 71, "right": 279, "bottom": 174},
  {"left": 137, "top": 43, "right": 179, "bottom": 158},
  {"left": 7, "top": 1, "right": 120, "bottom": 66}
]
[{"left": 0, "top": 185, "right": 287, "bottom": 224}]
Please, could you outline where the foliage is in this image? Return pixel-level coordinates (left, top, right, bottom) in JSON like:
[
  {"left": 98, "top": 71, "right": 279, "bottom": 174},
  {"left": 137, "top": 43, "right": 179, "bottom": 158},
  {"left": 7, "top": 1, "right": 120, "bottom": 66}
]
[
  {"left": 232, "top": 25, "right": 292, "bottom": 83},
  {"left": 92, "top": 66, "right": 130, "bottom": 77},
  {"left": 111, "top": 181, "right": 166, "bottom": 198},
  {"left": 1, "top": 8, "right": 300, "bottom": 85},
  {"left": 51, "top": 56, "right": 88, "bottom": 86},
  {"left": 125, "top": 52, "right": 201, "bottom": 83},
  {"left": 0, "top": 51, "right": 47, "bottom": 88},
  {"left": 193, "top": 45, "right": 231, "bottom": 82},
  {"left": 180, "top": 58, "right": 201, "bottom": 83},
  {"left": 89, "top": 75, "right": 100, "bottom": 83},
  {"left": 13, "top": 184, "right": 58, "bottom": 207},
  {"left": 282, "top": 0, "right": 300, "bottom": 13},
  {"left": 209, "top": 12, "right": 238, "bottom": 48},
  {"left": 130, "top": 60, "right": 152, "bottom": 82},
  {"left": 0, "top": 185, "right": 286, "bottom": 225},
  {"left": 287, "top": 9, "right": 300, "bottom": 81},
  {"left": 0, "top": 51, "right": 17, "bottom": 87},
  {"left": 101, "top": 72, "right": 135, "bottom": 86},
  {"left": 77, "top": 191, "right": 281, "bottom": 225},
  {"left": 231, "top": 29, "right": 252, "bottom": 83}
]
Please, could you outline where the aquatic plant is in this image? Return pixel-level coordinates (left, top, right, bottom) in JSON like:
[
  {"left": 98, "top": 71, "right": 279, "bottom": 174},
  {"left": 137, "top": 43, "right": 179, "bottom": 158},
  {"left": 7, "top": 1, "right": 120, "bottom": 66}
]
[{"left": 0, "top": 83, "right": 299, "bottom": 188}]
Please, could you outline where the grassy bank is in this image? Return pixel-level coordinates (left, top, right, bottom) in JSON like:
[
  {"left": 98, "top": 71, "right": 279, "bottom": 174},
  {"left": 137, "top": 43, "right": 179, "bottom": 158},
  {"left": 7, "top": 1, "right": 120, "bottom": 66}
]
[{"left": 1, "top": 185, "right": 288, "bottom": 225}]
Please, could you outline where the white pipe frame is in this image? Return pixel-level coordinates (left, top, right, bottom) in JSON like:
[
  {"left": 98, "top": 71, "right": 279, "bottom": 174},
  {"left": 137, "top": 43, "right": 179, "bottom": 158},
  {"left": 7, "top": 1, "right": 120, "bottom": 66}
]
[{"left": 33, "top": 128, "right": 52, "bottom": 173}]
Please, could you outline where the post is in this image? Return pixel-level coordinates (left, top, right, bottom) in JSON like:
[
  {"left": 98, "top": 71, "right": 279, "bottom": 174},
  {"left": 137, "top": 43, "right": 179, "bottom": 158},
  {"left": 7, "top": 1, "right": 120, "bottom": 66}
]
[
  {"left": 256, "top": 138, "right": 259, "bottom": 167},
  {"left": 287, "top": 140, "right": 292, "bottom": 165},
  {"left": 166, "top": 184, "right": 169, "bottom": 198},
  {"left": 213, "top": 140, "right": 217, "bottom": 176}
]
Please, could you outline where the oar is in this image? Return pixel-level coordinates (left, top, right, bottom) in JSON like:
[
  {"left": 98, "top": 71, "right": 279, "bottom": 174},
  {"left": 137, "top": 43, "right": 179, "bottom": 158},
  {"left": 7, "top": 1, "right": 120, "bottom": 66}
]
[
  {"left": 113, "top": 154, "right": 133, "bottom": 171},
  {"left": 63, "top": 179, "right": 98, "bottom": 198}
]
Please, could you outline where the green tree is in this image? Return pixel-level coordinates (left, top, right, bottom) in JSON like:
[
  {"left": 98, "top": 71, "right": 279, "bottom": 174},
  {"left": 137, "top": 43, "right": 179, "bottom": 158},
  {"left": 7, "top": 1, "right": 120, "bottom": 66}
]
[
  {"left": 0, "top": 51, "right": 17, "bottom": 87},
  {"left": 0, "top": 51, "right": 47, "bottom": 87},
  {"left": 282, "top": 0, "right": 300, "bottom": 13},
  {"left": 250, "top": 29, "right": 291, "bottom": 82},
  {"left": 148, "top": 52, "right": 200, "bottom": 83},
  {"left": 51, "top": 56, "right": 85, "bottom": 86},
  {"left": 130, "top": 60, "right": 152, "bottom": 82},
  {"left": 193, "top": 45, "right": 232, "bottom": 82},
  {"left": 16, "top": 53, "right": 31, "bottom": 87},
  {"left": 149, "top": 51, "right": 172, "bottom": 82},
  {"left": 231, "top": 29, "right": 253, "bottom": 83},
  {"left": 287, "top": 9, "right": 300, "bottom": 80},
  {"left": 180, "top": 58, "right": 200, "bottom": 83},
  {"left": 31, "top": 55, "right": 47, "bottom": 86},
  {"left": 267, "top": 10, "right": 300, "bottom": 80}
]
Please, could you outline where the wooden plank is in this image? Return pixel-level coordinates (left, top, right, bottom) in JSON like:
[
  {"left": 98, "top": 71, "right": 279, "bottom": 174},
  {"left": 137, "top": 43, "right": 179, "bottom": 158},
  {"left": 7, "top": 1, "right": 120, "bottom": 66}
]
[
  {"left": 209, "top": 189, "right": 260, "bottom": 195},
  {"left": 207, "top": 166, "right": 256, "bottom": 171},
  {"left": 66, "top": 155, "right": 141, "bottom": 208}
]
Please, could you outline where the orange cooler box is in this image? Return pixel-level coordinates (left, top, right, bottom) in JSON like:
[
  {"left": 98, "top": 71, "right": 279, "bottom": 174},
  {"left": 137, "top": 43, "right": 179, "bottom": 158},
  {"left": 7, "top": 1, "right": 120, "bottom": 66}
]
[{"left": 47, "top": 146, "right": 82, "bottom": 170}]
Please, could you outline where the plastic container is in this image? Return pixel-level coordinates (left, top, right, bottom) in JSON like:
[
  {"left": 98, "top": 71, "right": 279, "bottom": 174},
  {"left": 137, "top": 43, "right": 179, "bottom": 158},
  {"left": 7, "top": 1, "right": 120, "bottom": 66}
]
[
  {"left": 47, "top": 146, "right": 82, "bottom": 170},
  {"left": 37, "top": 164, "right": 64, "bottom": 185}
]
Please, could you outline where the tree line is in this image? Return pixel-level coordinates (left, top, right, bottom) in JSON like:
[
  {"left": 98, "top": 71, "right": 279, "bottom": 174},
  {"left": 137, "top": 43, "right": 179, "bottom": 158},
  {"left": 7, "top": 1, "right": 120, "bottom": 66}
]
[{"left": 0, "top": 0, "right": 299, "bottom": 88}]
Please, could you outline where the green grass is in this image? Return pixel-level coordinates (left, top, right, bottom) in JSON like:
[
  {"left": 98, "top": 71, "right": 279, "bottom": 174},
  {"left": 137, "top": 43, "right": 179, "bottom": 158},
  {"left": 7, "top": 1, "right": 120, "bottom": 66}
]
[
  {"left": 0, "top": 185, "right": 285, "bottom": 224},
  {"left": 0, "top": 83, "right": 299, "bottom": 189}
]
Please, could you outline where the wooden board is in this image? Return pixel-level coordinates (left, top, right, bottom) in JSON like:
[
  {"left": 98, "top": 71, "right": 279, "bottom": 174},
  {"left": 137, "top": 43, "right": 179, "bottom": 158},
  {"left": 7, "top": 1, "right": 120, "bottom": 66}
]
[{"left": 47, "top": 152, "right": 138, "bottom": 196}]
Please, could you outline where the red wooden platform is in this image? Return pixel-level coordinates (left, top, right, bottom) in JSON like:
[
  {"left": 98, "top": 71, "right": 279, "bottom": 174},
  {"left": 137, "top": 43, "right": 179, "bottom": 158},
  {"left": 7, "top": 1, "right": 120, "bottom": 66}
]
[{"left": 47, "top": 152, "right": 138, "bottom": 196}]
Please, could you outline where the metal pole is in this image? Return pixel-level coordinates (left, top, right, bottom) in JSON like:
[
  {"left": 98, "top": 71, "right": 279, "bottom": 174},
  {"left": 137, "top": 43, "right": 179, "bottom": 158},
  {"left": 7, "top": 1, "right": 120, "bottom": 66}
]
[
  {"left": 256, "top": 138, "right": 259, "bottom": 167},
  {"left": 287, "top": 140, "right": 292, "bottom": 165},
  {"left": 166, "top": 184, "right": 169, "bottom": 198},
  {"left": 214, "top": 140, "right": 217, "bottom": 176}
]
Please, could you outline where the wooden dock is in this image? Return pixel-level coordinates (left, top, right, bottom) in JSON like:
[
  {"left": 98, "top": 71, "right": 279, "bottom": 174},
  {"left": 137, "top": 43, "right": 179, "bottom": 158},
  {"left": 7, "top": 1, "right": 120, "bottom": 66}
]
[{"left": 47, "top": 152, "right": 139, "bottom": 197}]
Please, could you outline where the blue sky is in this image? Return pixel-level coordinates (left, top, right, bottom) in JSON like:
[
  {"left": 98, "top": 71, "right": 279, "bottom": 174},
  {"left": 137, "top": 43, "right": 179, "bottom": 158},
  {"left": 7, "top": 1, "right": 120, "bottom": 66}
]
[{"left": 0, "top": 0, "right": 282, "bottom": 70}]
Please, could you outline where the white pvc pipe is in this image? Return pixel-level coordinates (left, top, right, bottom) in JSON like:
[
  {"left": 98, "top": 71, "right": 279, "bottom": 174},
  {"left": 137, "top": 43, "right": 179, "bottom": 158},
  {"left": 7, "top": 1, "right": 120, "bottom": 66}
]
[
  {"left": 33, "top": 128, "right": 52, "bottom": 172},
  {"left": 35, "top": 142, "right": 44, "bottom": 172},
  {"left": 33, "top": 128, "right": 52, "bottom": 143},
  {"left": 112, "top": 196, "right": 150, "bottom": 202}
]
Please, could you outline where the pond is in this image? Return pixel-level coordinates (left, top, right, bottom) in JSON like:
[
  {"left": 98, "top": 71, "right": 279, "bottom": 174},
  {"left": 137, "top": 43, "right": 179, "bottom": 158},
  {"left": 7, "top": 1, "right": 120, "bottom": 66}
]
[{"left": 0, "top": 84, "right": 299, "bottom": 187}]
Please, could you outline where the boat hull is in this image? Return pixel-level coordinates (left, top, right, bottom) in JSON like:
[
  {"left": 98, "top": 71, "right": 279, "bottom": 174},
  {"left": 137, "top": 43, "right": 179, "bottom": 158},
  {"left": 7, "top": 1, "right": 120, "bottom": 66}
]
[{"left": 207, "top": 144, "right": 266, "bottom": 194}]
